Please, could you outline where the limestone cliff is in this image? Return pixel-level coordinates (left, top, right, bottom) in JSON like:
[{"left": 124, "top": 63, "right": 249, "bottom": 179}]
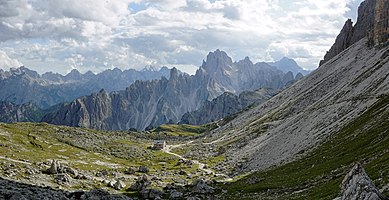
[{"left": 320, "top": 0, "right": 389, "bottom": 66}]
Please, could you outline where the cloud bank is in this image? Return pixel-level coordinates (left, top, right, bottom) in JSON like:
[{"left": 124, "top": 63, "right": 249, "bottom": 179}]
[{"left": 0, "top": 0, "right": 363, "bottom": 74}]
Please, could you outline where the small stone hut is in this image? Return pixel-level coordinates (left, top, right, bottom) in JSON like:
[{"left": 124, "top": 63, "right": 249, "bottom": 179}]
[{"left": 152, "top": 140, "right": 166, "bottom": 150}]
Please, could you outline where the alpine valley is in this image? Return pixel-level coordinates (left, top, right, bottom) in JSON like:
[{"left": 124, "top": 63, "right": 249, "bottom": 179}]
[{"left": 0, "top": 0, "right": 389, "bottom": 200}]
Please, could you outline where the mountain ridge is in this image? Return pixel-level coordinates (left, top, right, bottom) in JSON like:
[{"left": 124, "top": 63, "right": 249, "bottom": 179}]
[
  {"left": 0, "top": 66, "right": 172, "bottom": 108},
  {"left": 42, "top": 50, "right": 301, "bottom": 130}
]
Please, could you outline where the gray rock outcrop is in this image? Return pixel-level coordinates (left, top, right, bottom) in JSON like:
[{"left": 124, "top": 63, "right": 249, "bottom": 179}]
[{"left": 333, "top": 163, "right": 386, "bottom": 200}]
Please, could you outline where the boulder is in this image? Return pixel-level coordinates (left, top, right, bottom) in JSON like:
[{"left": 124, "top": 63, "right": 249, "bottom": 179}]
[
  {"left": 129, "top": 175, "right": 150, "bottom": 191},
  {"left": 141, "top": 188, "right": 164, "bottom": 199},
  {"left": 169, "top": 190, "right": 183, "bottom": 199},
  {"left": 113, "top": 180, "right": 126, "bottom": 190},
  {"left": 25, "top": 166, "right": 39, "bottom": 175},
  {"left": 333, "top": 163, "right": 387, "bottom": 200},
  {"left": 64, "top": 166, "right": 78, "bottom": 177},
  {"left": 46, "top": 160, "right": 60, "bottom": 174},
  {"left": 108, "top": 180, "right": 116, "bottom": 188},
  {"left": 191, "top": 179, "right": 214, "bottom": 194},
  {"left": 138, "top": 166, "right": 149, "bottom": 173},
  {"left": 55, "top": 173, "right": 71, "bottom": 184},
  {"left": 124, "top": 167, "right": 136, "bottom": 175}
]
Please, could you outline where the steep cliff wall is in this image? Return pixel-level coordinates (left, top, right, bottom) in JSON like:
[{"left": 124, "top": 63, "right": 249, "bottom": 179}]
[{"left": 320, "top": 0, "right": 389, "bottom": 66}]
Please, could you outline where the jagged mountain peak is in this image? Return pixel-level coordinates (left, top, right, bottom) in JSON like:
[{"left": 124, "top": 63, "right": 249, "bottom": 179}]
[
  {"left": 237, "top": 56, "right": 253, "bottom": 66},
  {"left": 201, "top": 49, "right": 234, "bottom": 73},
  {"left": 9, "top": 66, "right": 40, "bottom": 78},
  {"left": 42, "top": 49, "right": 299, "bottom": 130},
  {"left": 169, "top": 67, "right": 179, "bottom": 81},
  {"left": 65, "top": 68, "right": 82, "bottom": 79}
]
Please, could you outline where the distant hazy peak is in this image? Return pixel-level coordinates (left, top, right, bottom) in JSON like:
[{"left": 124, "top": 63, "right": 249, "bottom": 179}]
[
  {"left": 142, "top": 65, "right": 160, "bottom": 72},
  {"left": 268, "top": 57, "right": 310, "bottom": 75}
]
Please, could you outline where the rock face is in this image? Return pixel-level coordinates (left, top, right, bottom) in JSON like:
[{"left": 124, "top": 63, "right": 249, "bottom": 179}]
[
  {"left": 180, "top": 88, "right": 279, "bottom": 125},
  {"left": 0, "top": 66, "right": 170, "bottom": 108},
  {"left": 333, "top": 163, "right": 386, "bottom": 200},
  {"left": 43, "top": 50, "right": 299, "bottom": 130},
  {"left": 320, "top": 19, "right": 355, "bottom": 66},
  {"left": 0, "top": 101, "right": 43, "bottom": 123},
  {"left": 373, "top": 0, "right": 389, "bottom": 46},
  {"left": 320, "top": 0, "right": 389, "bottom": 66},
  {"left": 320, "top": 0, "right": 375, "bottom": 66}
]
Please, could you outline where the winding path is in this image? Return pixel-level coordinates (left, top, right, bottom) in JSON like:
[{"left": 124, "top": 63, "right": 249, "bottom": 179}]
[{"left": 162, "top": 140, "right": 232, "bottom": 181}]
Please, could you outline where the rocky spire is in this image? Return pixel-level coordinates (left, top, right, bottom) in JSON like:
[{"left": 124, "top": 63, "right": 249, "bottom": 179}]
[
  {"left": 201, "top": 49, "right": 233, "bottom": 73},
  {"left": 320, "top": 0, "right": 380, "bottom": 66},
  {"left": 319, "top": 19, "right": 354, "bottom": 66}
]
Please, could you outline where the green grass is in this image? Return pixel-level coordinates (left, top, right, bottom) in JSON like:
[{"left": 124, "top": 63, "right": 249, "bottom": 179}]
[
  {"left": 221, "top": 95, "right": 389, "bottom": 199},
  {"left": 0, "top": 122, "right": 210, "bottom": 192},
  {"left": 151, "top": 123, "right": 218, "bottom": 137}
]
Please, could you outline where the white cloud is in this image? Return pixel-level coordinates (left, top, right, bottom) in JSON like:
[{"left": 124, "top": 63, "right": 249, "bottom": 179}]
[
  {"left": 0, "top": 0, "right": 364, "bottom": 74},
  {"left": 0, "top": 50, "right": 23, "bottom": 69}
]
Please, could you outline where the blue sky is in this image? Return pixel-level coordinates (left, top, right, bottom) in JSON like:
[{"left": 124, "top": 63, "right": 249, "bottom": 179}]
[{"left": 0, "top": 0, "right": 364, "bottom": 74}]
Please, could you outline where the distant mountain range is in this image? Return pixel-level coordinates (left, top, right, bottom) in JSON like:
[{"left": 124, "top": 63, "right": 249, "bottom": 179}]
[
  {"left": 42, "top": 50, "right": 306, "bottom": 130},
  {"left": 0, "top": 52, "right": 308, "bottom": 130},
  {"left": 0, "top": 66, "right": 171, "bottom": 108}
]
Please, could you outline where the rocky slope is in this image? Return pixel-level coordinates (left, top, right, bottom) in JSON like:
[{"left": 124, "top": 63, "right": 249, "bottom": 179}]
[
  {"left": 0, "top": 66, "right": 170, "bottom": 108},
  {"left": 215, "top": 37, "right": 389, "bottom": 172},
  {"left": 194, "top": 0, "right": 389, "bottom": 174},
  {"left": 180, "top": 88, "right": 279, "bottom": 125},
  {"left": 219, "top": 93, "right": 389, "bottom": 199},
  {"left": 43, "top": 50, "right": 299, "bottom": 130}
]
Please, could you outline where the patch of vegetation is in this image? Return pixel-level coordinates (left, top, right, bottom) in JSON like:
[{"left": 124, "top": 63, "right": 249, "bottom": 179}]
[
  {"left": 151, "top": 123, "right": 218, "bottom": 137},
  {"left": 0, "top": 122, "right": 212, "bottom": 192},
  {"left": 221, "top": 95, "right": 389, "bottom": 199}
]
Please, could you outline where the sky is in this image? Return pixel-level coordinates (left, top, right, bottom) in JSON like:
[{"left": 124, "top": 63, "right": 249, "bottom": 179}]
[{"left": 0, "top": 0, "right": 364, "bottom": 75}]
